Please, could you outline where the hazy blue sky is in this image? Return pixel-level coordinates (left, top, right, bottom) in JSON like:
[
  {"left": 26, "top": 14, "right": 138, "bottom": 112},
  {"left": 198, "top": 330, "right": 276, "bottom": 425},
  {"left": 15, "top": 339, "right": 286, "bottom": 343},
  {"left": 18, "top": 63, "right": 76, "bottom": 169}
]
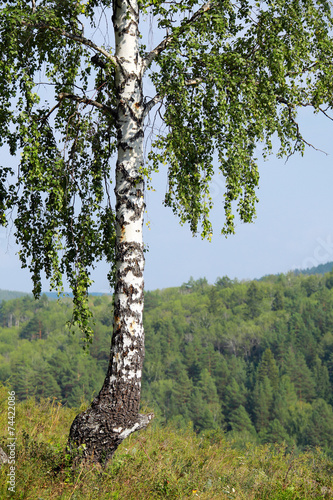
[
  {"left": 1, "top": 17, "right": 333, "bottom": 294},
  {"left": 1, "top": 104, "right": 332, "bottom": 294}
]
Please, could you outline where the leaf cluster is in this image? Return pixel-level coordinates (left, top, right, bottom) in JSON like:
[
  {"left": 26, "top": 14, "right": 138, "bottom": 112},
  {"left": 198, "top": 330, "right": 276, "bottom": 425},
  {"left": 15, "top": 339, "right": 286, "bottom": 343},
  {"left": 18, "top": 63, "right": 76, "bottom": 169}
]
[
  {"left": 148, "top": 0, "right": 333, "bottom": 236},
  {"left": 0, "top": 1, "right": 117, "bottom": 341}
]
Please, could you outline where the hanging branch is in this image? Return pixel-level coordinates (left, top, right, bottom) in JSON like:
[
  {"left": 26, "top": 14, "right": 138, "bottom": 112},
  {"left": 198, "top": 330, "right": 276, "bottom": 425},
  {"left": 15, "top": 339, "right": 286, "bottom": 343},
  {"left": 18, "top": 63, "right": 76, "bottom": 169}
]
[
  {"left": 58, "top": 92, "right": 116, "bottom": 117},
  {"left": 21, "top": 20, "right": 118, "bottom": 67},
  {"left": 142, "top": 1, "right": 214, "bottom": 72}
]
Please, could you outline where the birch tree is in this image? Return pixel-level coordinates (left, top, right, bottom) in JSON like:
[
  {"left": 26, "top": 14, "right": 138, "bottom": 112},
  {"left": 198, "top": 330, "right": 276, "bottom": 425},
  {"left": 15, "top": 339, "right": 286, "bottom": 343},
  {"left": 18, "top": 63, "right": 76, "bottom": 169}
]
[{"left": 1, "top": 0, "right": 333, "bottom": 465}]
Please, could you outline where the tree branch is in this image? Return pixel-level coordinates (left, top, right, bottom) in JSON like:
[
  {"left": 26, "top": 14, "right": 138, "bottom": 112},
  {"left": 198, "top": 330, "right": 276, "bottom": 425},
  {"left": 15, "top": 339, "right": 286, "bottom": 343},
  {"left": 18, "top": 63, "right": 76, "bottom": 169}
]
[
  {"left": 143, "top": 94, "right": 163, "bottom": 118},
  {"left": 118, "top": 413, "right": 154, "bottom": 440},
  {"left": 142, "top": 1, "right": 214, "bottom": 73},
  {"left": 185, "top": 78, "right": 203, "bottom": 86},
  {"left": 58, "top": 92, "right": 116, "bottom": 117},
  {"left": 143, "top": 76, "right": 203, "bottom": 117},
  {"left": 21, "top": 20, "right": 117, "bottom": 67},
  {"left": 39, "top": 101, "right": 61, "bottom": 123},
  {"left": 277, "top": 99, "right": 329, "bottom": 158},
  {"left": 318, "top": 106, "right": 333, "bottom": 121}
]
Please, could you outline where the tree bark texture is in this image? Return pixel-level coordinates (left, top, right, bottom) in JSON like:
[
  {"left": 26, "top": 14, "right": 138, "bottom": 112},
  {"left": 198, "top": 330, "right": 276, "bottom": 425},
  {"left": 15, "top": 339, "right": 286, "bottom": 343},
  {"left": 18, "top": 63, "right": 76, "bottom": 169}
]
[{"left": 68, "top": 0, "right": 153, "bottom": 466}]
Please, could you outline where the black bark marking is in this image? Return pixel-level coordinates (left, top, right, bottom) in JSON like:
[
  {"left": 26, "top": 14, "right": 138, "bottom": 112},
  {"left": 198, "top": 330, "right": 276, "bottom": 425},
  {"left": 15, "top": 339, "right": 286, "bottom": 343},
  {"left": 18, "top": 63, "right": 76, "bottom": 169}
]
[{"left": 67, "top": 3, "right": 151, "bottom": 465}]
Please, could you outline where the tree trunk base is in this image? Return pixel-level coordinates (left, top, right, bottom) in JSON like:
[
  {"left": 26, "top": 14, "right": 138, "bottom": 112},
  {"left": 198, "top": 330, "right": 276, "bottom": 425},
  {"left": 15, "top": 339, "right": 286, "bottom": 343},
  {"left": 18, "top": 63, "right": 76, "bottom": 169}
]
[{"left": 67, "top": 403, "right": 154, "bottom": 467}]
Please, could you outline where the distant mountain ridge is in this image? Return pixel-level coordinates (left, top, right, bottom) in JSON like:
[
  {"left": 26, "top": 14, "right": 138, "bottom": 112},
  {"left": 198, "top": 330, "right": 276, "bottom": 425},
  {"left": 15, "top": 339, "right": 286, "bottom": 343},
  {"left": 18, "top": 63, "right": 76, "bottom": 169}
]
[
  {"left": 42, "top": 291, "right": 111, "bottom": 300},
  {"left": 1, "top": 261, "right": 332, "bottom": 301},
  {"left": 292, "top": 261, "right": 333, "bottom": 276},
  {"left": 0, "top": 290, "right": 31, "bottom": 302},
  {"left": 0, "top": 290, "right": 110, "bottom": 302}
]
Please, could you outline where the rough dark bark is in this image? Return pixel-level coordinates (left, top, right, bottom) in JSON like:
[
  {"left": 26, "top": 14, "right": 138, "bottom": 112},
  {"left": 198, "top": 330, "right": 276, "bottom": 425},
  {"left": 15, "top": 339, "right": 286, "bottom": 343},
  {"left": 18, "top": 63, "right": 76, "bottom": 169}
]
[{"left": 68, "top": 404, "right": 153, "bottom": 466}]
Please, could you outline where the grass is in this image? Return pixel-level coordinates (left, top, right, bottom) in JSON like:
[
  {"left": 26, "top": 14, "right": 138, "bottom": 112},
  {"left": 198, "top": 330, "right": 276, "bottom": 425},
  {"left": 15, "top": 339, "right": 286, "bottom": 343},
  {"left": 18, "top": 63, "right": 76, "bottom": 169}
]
[{"left": 0, "top": 384, "right": 332, "bottom": 499}]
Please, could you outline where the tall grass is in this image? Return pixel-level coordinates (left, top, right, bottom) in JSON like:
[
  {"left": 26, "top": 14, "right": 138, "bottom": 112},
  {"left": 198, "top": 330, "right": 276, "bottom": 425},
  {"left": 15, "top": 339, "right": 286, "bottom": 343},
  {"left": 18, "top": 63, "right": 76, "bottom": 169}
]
[{"left": 0, "top": 384, "right": 332, "bottom": 499}]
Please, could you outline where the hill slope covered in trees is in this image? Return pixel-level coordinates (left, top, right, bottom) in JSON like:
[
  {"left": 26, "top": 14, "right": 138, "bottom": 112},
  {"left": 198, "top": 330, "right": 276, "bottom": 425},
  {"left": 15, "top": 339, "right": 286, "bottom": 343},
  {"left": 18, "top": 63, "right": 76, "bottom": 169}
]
[{"left": 0, "top": 269, "right": 332, "bottom": 457}]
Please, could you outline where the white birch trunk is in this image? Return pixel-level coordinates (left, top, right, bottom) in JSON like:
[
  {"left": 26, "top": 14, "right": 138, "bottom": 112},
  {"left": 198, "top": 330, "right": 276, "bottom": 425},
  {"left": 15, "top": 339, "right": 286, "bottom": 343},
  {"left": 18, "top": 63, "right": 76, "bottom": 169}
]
[{"left": 68, "top": 0, "right": 152, "bottom": 465}]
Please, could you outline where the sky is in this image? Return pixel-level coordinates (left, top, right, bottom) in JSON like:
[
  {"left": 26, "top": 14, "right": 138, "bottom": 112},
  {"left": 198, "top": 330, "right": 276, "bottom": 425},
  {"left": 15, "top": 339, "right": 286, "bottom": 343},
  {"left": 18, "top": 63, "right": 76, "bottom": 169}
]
[
  {"left": 1, "top": 15, "right": 333, "bottom": 294},
  {"left": 143, "top": 106, "right": 333, "bottom": 291},
  {"left": 1, "top": 105, "right": 332, "bottom": 294}
]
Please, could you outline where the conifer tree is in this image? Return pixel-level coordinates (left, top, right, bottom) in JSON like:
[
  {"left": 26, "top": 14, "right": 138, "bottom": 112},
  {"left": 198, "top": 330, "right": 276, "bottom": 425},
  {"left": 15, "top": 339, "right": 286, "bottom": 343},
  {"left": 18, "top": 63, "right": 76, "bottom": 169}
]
[
  {"left": 272, "top": 374, "right": 297, "bottom": 428},
  {"left": 253, "top": 376, "right": 274, "bottom": 431},
  {"left": 284, "top": 350, "right": 316, "bottom": 402},
  {"left": 271, "top": 289, "right": 284, "bottom": 311},
  {"left": 229, "top": 405, "right": 256, "bottom": 435},
  {"left": 303, "top": 399, "right": 333, "bottom": 453},
  {"left": 261, "top": 418, "right": 289, "bottom": 444},
  {"left": 198, "top": 368, "right": 223, "bottom": 426},
  {"left": 257, "top": 348, "right": 279, "bottom": 391},
  {"left": 246, "top": 282, "right": 264, "bottom": 319},
  {"left": 1, "top": 0, "right": 333, "bottom": 465},
  {"left": 224, "top": 378, "right": 246, "bottom": 417},
  {"left": 312, "top": 356, "right": 330, "bottom": 402}
]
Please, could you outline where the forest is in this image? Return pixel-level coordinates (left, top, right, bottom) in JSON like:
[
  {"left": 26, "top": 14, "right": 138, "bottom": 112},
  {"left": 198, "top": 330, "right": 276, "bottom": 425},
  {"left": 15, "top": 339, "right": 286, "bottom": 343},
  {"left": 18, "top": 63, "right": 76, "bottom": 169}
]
[{"left": 0, "top": 267, "right": 332, "bottom": 458}]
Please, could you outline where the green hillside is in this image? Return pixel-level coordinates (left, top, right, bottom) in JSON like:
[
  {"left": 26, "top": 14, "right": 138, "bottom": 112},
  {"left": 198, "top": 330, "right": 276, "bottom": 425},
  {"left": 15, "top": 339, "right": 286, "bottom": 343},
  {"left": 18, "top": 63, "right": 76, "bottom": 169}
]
[
  {"left": 0, "top": 290, "right": 31, "bottom": 302},
  {"left": 0, "top": 269, "right": 333, "bottom": 458},
  {"left": 258, "top": 261, "right": 333, "bottom": 281},
  {"left": 292, "top": 261, "right": 333, "bottom": 276}
]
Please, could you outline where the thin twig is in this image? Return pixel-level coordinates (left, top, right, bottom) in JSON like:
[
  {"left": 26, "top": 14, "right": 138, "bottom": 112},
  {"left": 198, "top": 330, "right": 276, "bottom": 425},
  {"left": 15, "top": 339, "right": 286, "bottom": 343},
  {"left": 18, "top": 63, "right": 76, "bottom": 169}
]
[
  {"left": 21, "top": 20, "right": 117, "bottom": 67},
  {"left": 142, "top": 1, "right": 214, "bottom": 73},
  {"left": 137, "top": 438, "right": 152, "bottom": 462},
  {"left": 58, "top": 92, "right": 116, "bottom": 117},
  {"left": 38, "top": 102, "right": 61, "bottom": 123},
  {"left": 318, "top": 106, "right": 333, "bottom": 121}
]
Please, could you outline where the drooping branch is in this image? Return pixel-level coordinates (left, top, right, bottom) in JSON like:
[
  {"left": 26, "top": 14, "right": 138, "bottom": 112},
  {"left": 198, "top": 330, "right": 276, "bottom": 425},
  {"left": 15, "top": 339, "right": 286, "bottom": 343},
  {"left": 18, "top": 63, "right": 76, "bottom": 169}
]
[
  {"left": 143, "top": 94, "right": 163, "bottom": 118},
  {"left": 142, "top": 1, "right": 214, "bottom": 73},
  {"left": 287, "top": 111, "right": 328, "bottom": 156},
  {"left": 38, "top": 101, "right": 61, "bottom": 123},
  {"left": 58, "top": 92, "right": 116, "bottom": 118},
  {"left": 21, "top": 20, "right": 117, "bottom": 67},
  {"left": 276, "top": 97, "right": 328, "bottom": 157},
  {"left": 143, "top": 78, "right": 204, "bottom": 116}
]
